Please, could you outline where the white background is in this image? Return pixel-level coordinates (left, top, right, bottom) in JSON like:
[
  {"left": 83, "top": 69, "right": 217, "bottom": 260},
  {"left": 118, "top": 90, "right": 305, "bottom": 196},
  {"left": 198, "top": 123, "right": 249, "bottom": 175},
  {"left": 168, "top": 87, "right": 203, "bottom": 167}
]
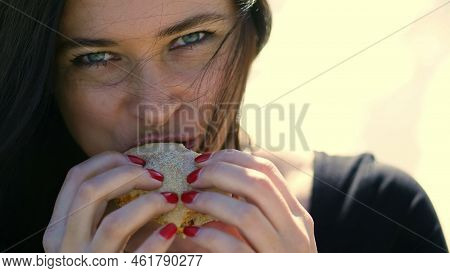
[
  {"left": 0, "top": 253, "right": 449, "bottom": 272},
  {"left": 244, "top": 0, "right": 450, "bottom": 243}
]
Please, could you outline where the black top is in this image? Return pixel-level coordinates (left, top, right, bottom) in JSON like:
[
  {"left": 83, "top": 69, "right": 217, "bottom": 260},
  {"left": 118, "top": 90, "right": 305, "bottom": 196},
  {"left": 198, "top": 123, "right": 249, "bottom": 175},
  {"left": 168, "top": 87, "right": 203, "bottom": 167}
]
[{"left": 310, "top": 151, "right": 448, "bottom": 252}]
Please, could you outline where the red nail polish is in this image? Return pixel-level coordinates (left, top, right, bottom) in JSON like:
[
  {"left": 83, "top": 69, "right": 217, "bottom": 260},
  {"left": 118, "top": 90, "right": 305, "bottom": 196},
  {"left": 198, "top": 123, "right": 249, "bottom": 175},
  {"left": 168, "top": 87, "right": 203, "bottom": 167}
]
[
  {"left": 148, "top": 169, "right": 164, "bottom": 182},
  {"left": 181, "top": 191, "right": 198, "bottom": 204},
  {"left": 183, "top": 226, "right": 199, "bottom": 237},
  {"left": 159, "top": 223, "right": 177, "bottom": 240},
  {"left": 186, "top": 168, "right": 201, "bottom": 184},
  {"left": 160, "top": 192, "right": 178, "bottom": 204},
  {"left": 127, "top": 155, "right": 146, "bottom": 166},
  {"left": 195, "top": 153, "right": 212, "bottom": 163}
]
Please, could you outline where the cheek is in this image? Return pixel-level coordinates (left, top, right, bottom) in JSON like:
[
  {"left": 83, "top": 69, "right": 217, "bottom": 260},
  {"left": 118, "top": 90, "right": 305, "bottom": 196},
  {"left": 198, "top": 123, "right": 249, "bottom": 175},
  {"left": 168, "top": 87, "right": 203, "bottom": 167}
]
[
  {"left": 165, "top": 43, "right": 231, "bottom": 102},
  {"left": 55, "top": 82, "right": 126, "bottom": 155}
]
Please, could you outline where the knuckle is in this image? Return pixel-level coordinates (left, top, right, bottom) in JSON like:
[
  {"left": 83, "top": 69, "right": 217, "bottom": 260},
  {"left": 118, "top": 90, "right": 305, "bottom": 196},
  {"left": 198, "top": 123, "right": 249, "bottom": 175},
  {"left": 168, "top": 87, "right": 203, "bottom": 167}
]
[
  {"left": 42, "top": 232, "right": 54, "bottom": 252},
  {"left": 112, "top": 165, "right": 147, "bottom": 183},
  {"left": 201, "top": 228, "right": 249, "bottom": 252},
  {"left": 98, "top": 150, "right": 124, "bottom": 161},
  {"left": 143, "top": 192, "right": 166, "bottom": 211},
  {"left": 100, "top": 213, "right": 125, "bottom": 237},
  {"left": 193, "top": 191, "right": 212, "bottom": 207},
  {"left": 109, "top": 152, "right": 131, "bottom": 165},
  {"left": 248, "top": 170, "right": 272, "bottom": 190},
  {"left": 118, "top": 164, "right": 145, "bottom": 176},
  {"left": 256, "top": 157, "right": 277, "bottom": 173},
  {"left": 77, "top": 182, "right": 98, "bottom": 201},
  {"left": 108, "top": 153, "right": 129, "bottom": 165},
  {"left": 203, "top": 161, "right": 227, "bottom": 176},
  {"left": 42, "top": 225, "right": 63, "bottom": 253},
  {"left": 66, "top": 165, "right": 83, "bottom": 180},
  {"left": 200, "top": 229, "right": 231, "bottom": 250},
  {"left": 303, "top": 212, "right": 314, "bottom": 228},
  {"left": 236, "top": 203, "right": 260, "bottom": 226}
]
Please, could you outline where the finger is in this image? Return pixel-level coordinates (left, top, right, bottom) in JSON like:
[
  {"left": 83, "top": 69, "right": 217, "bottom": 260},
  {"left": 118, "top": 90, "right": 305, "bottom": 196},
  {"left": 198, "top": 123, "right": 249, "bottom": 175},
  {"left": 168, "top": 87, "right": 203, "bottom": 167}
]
[
  {"left": 44, "top": 151, "right": 140, "bottom": 252},
  {"left": 187, "top": 161, "right": 295, "bottom": 232},
  {"left": 89, "top": 192, "right": 177, "bottom": 252},
  {"left": 181, "top": 191, "right": 279, "bottom": 252},
  {"left": 133, "top": 223, "right": 178, "bottom": 253},
  {"left": 60, "top": 165, "right": 162, "bottom": 251},
  {"left": 49, "top": 152, "right": 134, "bottom": 225},
  {"left": 182, "top": 226, "right": 254, "bottom": 253},
  {"left": 195, "top": 149, "right": 307, "bottom": 216},
  {"left": 201, "top": 221, "right": 246, "bottom": 242}
]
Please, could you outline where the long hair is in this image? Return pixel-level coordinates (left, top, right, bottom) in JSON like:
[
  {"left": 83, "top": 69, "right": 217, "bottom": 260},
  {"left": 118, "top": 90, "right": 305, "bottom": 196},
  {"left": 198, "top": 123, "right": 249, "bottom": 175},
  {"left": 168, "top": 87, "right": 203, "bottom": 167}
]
[
  {"left": 0, "top": 0, "right": 272, "bottom": 252},
  {"left": 199, "top": 0, "right": 272, "bottom": 152}
]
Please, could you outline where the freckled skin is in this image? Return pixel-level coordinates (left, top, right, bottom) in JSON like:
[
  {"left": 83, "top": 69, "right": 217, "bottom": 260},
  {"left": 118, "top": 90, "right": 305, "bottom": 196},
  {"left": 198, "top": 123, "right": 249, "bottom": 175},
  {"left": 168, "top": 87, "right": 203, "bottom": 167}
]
[{"left": 56, "top": 0, "right": 236, "bottom": 156}]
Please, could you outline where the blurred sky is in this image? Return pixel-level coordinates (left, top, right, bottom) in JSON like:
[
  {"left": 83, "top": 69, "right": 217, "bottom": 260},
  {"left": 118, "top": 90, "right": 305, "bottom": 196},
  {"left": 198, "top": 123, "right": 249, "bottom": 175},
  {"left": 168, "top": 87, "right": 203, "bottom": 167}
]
[{"left": 243, "top": 0, "right": 450, "bottom": 243}]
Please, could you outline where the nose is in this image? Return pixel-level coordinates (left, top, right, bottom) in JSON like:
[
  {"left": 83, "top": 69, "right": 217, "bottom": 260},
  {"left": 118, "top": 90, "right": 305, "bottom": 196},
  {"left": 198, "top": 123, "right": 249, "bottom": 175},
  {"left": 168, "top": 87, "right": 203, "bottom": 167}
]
[{"left": 125, "top": 60, "right": 188, "bottom": 127}]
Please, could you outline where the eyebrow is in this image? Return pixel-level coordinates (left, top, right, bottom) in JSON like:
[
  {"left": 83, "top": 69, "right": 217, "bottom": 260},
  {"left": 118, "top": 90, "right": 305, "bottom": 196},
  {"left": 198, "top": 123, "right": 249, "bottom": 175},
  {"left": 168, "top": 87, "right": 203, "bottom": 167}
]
[
  {"left": 58, "top": 13, "right": 226, "bottom": 51},
  {"left": 157, "top": 13, "right": 226, "bottom": 37},
  {"left": 57, "top": 38, "right": 118, "bottom": 50}
]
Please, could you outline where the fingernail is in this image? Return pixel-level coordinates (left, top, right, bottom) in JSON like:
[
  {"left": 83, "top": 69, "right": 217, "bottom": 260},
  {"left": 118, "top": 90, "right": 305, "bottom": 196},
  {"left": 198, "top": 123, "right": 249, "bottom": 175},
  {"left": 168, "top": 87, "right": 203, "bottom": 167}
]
[
  {"left": 183, "top": 226, "right": 199, "bottom": 237},
  {"left": 159, "top": 223, "right": 177, "bottom": 240},
  {"left": 194, "top": 153, "right": 212, "bottom": 163},
  {"left": 160, "top": 192, "right": 178, "bottom": 204},
  {"left": 127, "top": 155, "right": 146, "bottom": 166},
  {"left": 181, "top": 191, "right": 199, "bottom": 204},
  {"left": 186, "top": 168, "right": 201, "bottom": 184},
  {"left": 148, "top": 169, "right": 164, "bottom": 182}
]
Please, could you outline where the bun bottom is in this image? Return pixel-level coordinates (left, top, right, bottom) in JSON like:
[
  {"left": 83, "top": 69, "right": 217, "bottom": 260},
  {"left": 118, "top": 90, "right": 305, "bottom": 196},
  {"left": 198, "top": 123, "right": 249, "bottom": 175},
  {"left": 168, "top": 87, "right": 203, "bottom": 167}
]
[{"left": 113, "top": 189, "right": 216, "bottom": 233}]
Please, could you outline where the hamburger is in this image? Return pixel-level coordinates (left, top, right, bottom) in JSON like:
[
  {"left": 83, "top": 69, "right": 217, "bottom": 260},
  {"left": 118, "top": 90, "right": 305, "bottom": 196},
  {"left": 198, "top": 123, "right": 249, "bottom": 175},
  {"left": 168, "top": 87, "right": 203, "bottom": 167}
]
[{"left": 112, "top": 142, "right": 220, "bottom": 233}]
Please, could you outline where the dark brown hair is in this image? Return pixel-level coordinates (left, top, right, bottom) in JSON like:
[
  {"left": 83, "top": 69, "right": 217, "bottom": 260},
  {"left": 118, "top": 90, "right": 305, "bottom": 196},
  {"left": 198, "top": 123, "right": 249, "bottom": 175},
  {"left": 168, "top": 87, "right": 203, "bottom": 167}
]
[{"left": 199, "top": 0, "right": 272, "bottom": 152}]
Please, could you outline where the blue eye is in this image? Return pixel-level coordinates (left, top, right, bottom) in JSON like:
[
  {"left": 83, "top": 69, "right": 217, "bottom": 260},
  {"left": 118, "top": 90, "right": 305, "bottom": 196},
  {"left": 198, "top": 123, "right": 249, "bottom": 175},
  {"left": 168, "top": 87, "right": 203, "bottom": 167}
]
[
  {"left": 71, "top": 52, "right": 119, "bottom": 67},
  {"left": 170, "top": 31, "right": 211, "bottom": 50}
]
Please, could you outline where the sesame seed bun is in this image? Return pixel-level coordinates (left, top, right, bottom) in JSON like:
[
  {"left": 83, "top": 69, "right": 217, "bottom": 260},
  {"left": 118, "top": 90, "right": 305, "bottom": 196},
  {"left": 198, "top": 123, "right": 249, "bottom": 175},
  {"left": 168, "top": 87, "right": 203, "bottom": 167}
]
[{"left": 112, "top": 143, "right": 218, "bottom": 233}]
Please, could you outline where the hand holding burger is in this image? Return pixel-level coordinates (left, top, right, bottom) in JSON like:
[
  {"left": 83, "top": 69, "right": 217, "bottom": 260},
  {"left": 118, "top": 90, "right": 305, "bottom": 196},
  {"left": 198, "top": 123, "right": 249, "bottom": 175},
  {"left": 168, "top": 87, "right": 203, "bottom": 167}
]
[
  {"left": 112, "top": 142, "right": 223, "bottom": 232},
  {"left": 44, "top": 143, "right": 316, "bottom": 252}
]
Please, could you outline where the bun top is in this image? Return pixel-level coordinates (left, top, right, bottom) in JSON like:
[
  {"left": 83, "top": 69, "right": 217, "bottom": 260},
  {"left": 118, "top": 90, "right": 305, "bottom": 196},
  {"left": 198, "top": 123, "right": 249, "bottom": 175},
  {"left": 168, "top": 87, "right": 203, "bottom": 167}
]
[{"left": 125, "top": 142, "right": 199, "bottom": 195}]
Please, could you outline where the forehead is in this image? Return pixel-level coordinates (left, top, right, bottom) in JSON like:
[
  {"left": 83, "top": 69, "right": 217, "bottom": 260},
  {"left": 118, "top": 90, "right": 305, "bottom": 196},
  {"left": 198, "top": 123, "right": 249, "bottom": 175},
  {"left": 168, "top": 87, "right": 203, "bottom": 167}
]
[{"left": 59, "top": 0, "right": 235, "bottom": 37}]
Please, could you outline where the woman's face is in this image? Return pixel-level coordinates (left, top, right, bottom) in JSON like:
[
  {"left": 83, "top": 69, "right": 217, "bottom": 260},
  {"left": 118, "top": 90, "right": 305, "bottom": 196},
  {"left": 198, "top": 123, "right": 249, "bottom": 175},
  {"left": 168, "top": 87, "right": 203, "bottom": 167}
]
[
  {"left": 56, "top": 0, "right": 237, "bottom": 156},
  {"left": 55, "top": 0, "right": 241, "bottom": 252}
]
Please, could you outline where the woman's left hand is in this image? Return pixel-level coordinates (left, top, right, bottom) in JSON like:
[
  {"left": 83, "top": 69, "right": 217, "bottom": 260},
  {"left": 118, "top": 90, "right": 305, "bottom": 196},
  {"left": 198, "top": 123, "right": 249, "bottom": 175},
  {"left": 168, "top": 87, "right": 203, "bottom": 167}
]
[{"left": 180, "top": 149, "right": 317, "bottom": 253}]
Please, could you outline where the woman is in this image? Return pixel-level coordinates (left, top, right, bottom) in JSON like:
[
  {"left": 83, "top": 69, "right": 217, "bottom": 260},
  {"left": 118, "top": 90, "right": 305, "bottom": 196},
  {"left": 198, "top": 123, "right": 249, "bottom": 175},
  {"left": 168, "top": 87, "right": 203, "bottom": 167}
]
[{"left": 0, "top": 0, "right": 447, "bottom": 253}]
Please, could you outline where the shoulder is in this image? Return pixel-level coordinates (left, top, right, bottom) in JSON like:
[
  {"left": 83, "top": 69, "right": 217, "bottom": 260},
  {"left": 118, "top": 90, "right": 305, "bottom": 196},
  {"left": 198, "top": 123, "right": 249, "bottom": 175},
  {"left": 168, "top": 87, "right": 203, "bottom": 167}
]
[
  {"left": 310, "top": 151, "right": 448, "bottom": 252},
  {"left": 312, "top": 151, "right": 423, "bottom": 200}
]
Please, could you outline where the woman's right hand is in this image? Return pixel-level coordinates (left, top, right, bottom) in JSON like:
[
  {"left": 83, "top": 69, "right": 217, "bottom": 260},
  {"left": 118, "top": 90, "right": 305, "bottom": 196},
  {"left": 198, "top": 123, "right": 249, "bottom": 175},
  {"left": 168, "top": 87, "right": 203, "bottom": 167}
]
[{"left": 42, "top": 151, "right": 178, "bottom": 253}]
